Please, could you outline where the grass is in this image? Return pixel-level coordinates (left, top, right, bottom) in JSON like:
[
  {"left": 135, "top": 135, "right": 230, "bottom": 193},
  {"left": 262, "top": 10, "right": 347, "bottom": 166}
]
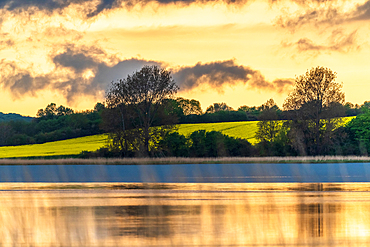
[{"left": 0, "top": 116, "right": 356, "bottom": 159}]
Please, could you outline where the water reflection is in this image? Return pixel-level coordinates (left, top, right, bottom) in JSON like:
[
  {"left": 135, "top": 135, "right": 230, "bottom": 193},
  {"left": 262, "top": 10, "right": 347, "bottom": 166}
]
[{"left": 1, "top": 183, "right": 370, "bottom": 246}]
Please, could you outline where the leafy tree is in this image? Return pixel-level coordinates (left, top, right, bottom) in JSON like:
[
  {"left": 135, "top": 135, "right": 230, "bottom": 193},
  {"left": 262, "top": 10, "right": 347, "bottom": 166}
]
[
  {"left": 255, "top": 99, "right": 282, "bottom": 143},
  {"left": 94, "top": 102, "right": 105, "bottom": 113},
  {"left": 344, "top": 102, "right": 360, "bottom": 116},
  {"left": 36, "top": 103, "right": 74, "bottom": 119},
  {"left": 283, "top": 66, "right": 345, "bottom": 155},
  {"left": 188, "top": 130, "right": 254, "bottom": 157},
  {"left": 345, "top": 109, "right": 370, "bottom": 155},
  {"left": 160, "top": 132, "right": 189, "bottom": 157},
  {"left": 206, "top": 103, "right": 233, "bottom": 113},
  {"left": 56, "top": 105, "right": 74, "bottom": 116},
  {"left": 176, "top": 97, "right": 202, "bottom": 115},
  {"left": 104, "top": 65, "right": 179, "bottom": 156}
]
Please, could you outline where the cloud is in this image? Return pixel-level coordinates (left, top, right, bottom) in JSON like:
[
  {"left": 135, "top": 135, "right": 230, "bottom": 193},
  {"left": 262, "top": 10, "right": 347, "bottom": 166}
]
[
  {"left": 0, "top": 43, "right": 161, "bottom": 103},
  {"left": 51, "top": 47, "right": 161, "bottom": 102},
  {"left": 275, "top": 6, "right": 344, "bottom": 31},
  {"left": 0, "top": 0, "right": 254, "bottom": 20},
  {"left": 0, "top": 51, "right": 292, "bottom": 104},
  {"left": 282, "top": 29, "right": 358, "bottom": 55},
  {"left": 172, "top": 60, "right": 293, "bottom": 93},
  {"left": 0, "top": 61, "right": 51, "bottom": 98},
  {"left": 0, "top": 0, "right": 249, "bottom": 17},
  {"left": 275, "top": 0, "right": 370, "bottom": 31},
  {"left": 0, "top": 0, "right": 120, "bottom": 17},
  {"left": 352, "top": 0, "right": 370, "bottom": 20}
]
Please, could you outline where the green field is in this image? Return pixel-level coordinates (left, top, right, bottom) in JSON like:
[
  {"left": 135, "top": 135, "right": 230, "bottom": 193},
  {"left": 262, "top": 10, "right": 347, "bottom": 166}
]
[{"left": 0, "top": 117, "right": 355, "bottom": 158}]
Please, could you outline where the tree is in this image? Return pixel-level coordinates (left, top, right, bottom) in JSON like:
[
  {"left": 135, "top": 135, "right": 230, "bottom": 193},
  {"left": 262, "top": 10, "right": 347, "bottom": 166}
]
[
  {"left": 36, "top": 103, "right": 74, "bottom": 119},
  {"left": 104, "top": 65, "right": 179, "bottom": 156},
  {"left": 283, "top": 66, "right": 345, "bottom": 155},
  {"left": 206, "top": 103, "right": 233, "bottom": 113},
  {"left": 176, "top": 97, "right": 202, "bottom": 115},
  {"left": 255, "top": 99, "right": 282, "bottom": 143}
]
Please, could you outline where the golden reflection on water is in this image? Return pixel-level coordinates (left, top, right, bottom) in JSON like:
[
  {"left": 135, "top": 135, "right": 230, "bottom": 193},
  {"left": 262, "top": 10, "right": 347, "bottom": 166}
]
[{"left": 1, "top": 183, "right": 370, "bottom": 246}]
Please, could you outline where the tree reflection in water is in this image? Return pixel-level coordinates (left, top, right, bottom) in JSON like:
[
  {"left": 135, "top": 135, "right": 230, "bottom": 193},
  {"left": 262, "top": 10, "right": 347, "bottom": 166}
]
[{"left": 0, "top": 183, "right": 370, "bottom": 246}]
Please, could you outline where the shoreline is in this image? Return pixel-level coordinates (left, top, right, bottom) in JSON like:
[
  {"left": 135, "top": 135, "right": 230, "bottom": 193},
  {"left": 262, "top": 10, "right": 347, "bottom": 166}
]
[{"left": 1, "top": 155, "right": 370, "bottom": 165}]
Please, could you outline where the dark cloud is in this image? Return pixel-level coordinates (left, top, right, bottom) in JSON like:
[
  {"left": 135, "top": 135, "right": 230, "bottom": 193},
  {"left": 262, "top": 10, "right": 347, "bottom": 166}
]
[
  {"left": 0, "top": 0, "right": 82, "bottom": 11},
  {"left": 0, "top": 61, "right": 51, "bottom": 98},
  {"left": 275, "top": 0, "right": 370, "bottom": 31},
  {"left": 283, "top": 30, "right": 358, "bottom": 54},
  {"left": 53, "top": 47, "right": 100, "bottom": 73},
  {"left": 0, "top": 42, "right": 161, "bottom": 102},
  {"left": 0, "top": 0, "right": 120, "bottom": 17},
  {"left": 352, "top": 1, "right": 370, "bottom": 20},
  {"left": 173, "top": 60, "right": 293, "bottom": 93},
  {"left": 87, "top": 0, "right": 121, "bottom": 17},
  {"left": 275, "top": 7, "right": 343, "bottom": 30},
  {"left": 173, "top": 60, "right": 254, "bottom": 91},
  {"left": 1, "top": 50, "right": 291, "bottom": 103},
  {"left": 0, "top": 0, "right": 249, "bottom": 18},
  {"left": 50, "top": 45, "right": 161, "bottom": 101}
]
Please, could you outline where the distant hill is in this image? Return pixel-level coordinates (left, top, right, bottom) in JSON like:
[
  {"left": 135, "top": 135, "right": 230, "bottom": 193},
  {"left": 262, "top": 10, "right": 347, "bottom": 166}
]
[{"left": 0, "top": 112, "right": 33, "bottom": 122}]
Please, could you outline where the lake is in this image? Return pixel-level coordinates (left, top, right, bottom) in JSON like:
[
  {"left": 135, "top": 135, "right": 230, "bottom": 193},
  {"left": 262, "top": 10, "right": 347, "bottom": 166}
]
[
  {"left": 1, "top": 163, "right": 370, "bottom": 182},
  {"left": 1, "top": 163, "right": 370, "bottom": 246}
]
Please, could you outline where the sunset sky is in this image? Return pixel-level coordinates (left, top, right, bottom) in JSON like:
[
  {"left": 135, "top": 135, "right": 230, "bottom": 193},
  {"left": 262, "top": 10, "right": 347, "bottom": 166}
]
[{"left": 1, "top": 0, "right": 370, "bottom": 116}]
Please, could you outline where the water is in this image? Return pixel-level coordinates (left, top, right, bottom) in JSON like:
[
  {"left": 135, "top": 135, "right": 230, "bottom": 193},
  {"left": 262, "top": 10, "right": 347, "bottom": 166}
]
[
  {"left": 1, "top": 163, "right": 370, "bottom": 182},
  {"left": 2, "top": 163, "right": 370, "bottom": 246}
]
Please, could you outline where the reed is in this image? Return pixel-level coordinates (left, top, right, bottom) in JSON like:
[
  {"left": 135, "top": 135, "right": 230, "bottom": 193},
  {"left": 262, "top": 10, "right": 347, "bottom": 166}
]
[{"left": 1, "top": 155, "right": 370, "bottom": 165}]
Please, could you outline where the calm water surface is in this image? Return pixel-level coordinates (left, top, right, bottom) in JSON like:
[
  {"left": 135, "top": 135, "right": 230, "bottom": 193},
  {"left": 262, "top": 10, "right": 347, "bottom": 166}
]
[{"left": 1, "top": 182, "right": 370, "bottom": 247}]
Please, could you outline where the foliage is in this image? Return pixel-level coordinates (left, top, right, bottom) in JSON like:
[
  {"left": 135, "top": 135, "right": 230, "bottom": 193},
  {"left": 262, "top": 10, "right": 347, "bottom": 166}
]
[
  {"left": 176, "top": 97, "right": 202, "bottom": 115},
  {"left": 0, "top": 116, "right": 355, "bottom": 158},
  {"left": 206, "top": 102, "right": 233, "bottom": 113},
  {"left": 283, "top": 66, "right": 345, "bottom": 155},
  {"left": 104, "top": 65, "right": 179, "bottom": 156},
  {"left": 163, "top": 130, "right": 255, "bottom": 157},
  {"left": 36, "top": 103, "right": 74, "bottom": 119},
  {"left": 255, "top": 99, "right": 282, "bottom": 143},
  {"left": 345, "top": 110, "right": 370, "bottom": 155},
  {"left": 0, "top": 102, "right": 104, "bottom": 147},
  {"left": 160, "top": 132, "right": 189, "bottom": 157}
]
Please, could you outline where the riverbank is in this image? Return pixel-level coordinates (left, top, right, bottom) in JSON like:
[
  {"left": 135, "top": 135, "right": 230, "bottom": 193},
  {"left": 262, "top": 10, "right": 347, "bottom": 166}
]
[{"left": 1, "top": 155, "right": 370, "bottom": 165}]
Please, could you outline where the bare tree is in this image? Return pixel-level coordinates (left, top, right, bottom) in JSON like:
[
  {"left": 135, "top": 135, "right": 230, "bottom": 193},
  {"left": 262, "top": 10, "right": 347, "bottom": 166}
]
[
  {"left": 104, "top": 65, "right": 179, "bottom": 156},
  {"left": 283, "top": 66, "right": 345, "bottom": 155}
]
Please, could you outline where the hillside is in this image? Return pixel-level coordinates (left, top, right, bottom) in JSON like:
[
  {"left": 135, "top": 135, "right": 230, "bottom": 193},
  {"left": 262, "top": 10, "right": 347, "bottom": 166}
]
[
  {"left": 0, "top": 117, "right": 355, "bottom": 159},
  {"left": 0, "top": 112, "right": 33, "bottom": 122}
]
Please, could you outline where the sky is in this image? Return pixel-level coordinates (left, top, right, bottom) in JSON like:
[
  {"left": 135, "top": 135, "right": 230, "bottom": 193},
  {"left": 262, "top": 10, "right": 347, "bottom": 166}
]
[{"left": 0, "top": 0, "right": 370, "bottom": 116}]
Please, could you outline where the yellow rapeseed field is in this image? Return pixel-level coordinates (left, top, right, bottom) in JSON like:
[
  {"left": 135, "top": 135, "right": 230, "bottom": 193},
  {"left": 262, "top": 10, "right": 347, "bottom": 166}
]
[
  {"left": 0, "top": 134, "right": 108, "bottom": 159},
  {"left": 0, "top": 117, "right": 355, "bottom": 158}
]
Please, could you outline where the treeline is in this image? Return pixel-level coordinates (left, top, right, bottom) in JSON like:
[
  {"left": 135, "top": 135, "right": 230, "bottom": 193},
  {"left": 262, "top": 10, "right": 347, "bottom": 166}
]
[
  {"left": 1, "top": 96, "right": 369, "bottom": 148},
  {"left": 80, "top": 130, "right": 255, "bottom": 158},
  {"left": 179, "top": 100, "right": 366, "bottom": 124},
  {"left": 252, "top": 108, "right": 370, "bottom": 157},
  {"left": 0, "top": 103, "right": 104, "bottom": 146},
  {"left": 1, "top": 96, "right": 369, "bottom": 149}
]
